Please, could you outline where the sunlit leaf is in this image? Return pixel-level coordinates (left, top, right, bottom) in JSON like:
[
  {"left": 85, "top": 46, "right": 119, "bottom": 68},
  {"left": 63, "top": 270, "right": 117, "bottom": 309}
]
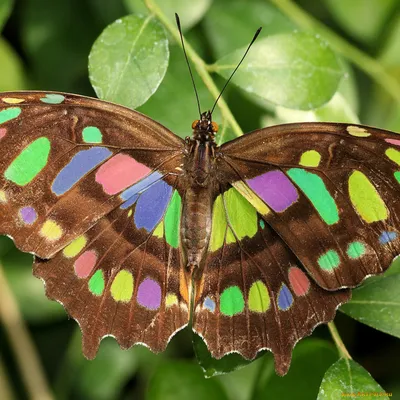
[
  {"left": 214, "top": 32, "right": 344, "bottom": 110},
  {"left": 89, "top": 14, "right": 169, "bottom": 109},
  {"left": 0, "top": 37, "right": 27, "bottom": 91},
  {"left": 340, "top": 275, "right": 400, "bottom": 338},
  {"left": 317, "top": 358, "right": 389, "bottom": 399}
]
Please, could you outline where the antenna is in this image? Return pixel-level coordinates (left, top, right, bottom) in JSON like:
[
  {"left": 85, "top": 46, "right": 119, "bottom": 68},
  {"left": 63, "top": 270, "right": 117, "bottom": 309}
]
[
  {"left": 210, "top": 27, "right": 262, "bottom": 114},
  {"left": 175, "top": 13, "right": 202, "bottom": 118}
]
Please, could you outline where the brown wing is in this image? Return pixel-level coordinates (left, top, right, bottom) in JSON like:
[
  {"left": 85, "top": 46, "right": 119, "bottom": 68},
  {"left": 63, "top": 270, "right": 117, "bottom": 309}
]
[
  {"left": 217, "top": 122, "right": 400, "bottom": 290},
  {"left": 192, "top": 185, "right": 349, "bottom": 376}
]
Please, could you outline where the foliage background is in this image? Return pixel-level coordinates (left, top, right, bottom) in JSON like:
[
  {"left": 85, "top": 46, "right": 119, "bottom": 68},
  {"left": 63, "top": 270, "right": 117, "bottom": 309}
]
[{"left": 0, "top": 0, "right": 400, "bottom": 399}]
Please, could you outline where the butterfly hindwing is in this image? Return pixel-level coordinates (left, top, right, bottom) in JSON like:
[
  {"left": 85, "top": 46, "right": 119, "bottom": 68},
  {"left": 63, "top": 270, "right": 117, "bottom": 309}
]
[
  {"left": 193, "top": 185, "right": 350, "bottom": 375},
  {"left": 219, "top": 123, "right": 400, "bottom": 290}
]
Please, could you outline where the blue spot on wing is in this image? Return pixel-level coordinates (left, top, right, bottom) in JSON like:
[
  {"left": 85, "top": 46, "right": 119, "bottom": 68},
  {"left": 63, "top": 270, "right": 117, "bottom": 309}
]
[
  {"left": 134, "top": 180, "right": 173, "bottom": 232},
  {"left": 120, "top": 171, "right": 163, "bottom": 209},
  {"left": 379, "top": 231, "right": 397, "bottom": 244},
  {"left": 52, "top": 147, "right": 112, "bottom": 196},
  {"left": 278, "top": 284, "right": 293, "bottom": 310}
]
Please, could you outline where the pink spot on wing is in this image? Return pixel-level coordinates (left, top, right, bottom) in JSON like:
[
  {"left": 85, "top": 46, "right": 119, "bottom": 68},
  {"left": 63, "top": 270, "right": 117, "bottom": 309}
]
[
  {"left": 288, "top": 267, "right": 310, "bottom": 296},
  {"left": 385, "top": 138, "right": 400, "bottom": 146},
  {"left": 0, "top": 128, "right": 6, "bottom": 139},
  {"left": 95, "top": 154, "right": 151, "bottom": 195},
  {"left": 74, "top": 250, "right": 97, "bottom": 278}
]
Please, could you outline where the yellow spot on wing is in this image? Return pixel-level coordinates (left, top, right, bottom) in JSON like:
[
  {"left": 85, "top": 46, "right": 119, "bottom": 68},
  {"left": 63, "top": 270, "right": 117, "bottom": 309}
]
[
  {"left": 0, "top": 190, "right": 6, "bottom": 202},
  {"left": 232, "top": 181, "right": 270, "bottom": 216},
  {"left": 299, "top": 150, "right": 321, "bottom": 167},
  {"left": 2, "top": 97, "right": 25, "bottom": 104},
  {"left": 347, "top": 126, "right": 371, "bottom": 137},
  {"left": 166, "top": 293, "right": 178, "bottom": 307},
  {"left": 111, "top": 270, "right": 134, "bottom": 302},
  {"left": 63, "top": 235, "right": 87, "bottom": 258},
  {"left": 349, "top": 171, "right": 388, "bottom": 223},
  {"left": 385, "top": 148, "right": 400, "bottom": 165},
  {"left": 153, "top": 221, "right": 164, "bottom": 238},
  {"left": 40, "top": 220, "right": 63, "bottom": 241}
]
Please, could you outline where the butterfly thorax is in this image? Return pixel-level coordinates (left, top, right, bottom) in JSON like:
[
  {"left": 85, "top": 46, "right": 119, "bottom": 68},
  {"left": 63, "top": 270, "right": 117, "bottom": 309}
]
[{"left": 181, "top": 112, "right": 218, "bottom": 279}]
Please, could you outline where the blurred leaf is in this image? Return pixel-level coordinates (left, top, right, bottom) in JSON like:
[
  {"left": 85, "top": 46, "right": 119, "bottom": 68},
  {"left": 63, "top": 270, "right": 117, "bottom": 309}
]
[
  {"left": 193, "top": 333, "right": 266, "bottom": 378},
  {"left": 0, "top": 235, "right": 15, "bottom": 258},
  {"left": 76, "top": 338, "right": 140, "bottom": 400},
  {"left": 0, "top": 0, "right": 13, "bottom": 31},
  {"left": 272, "top": 92, "right": 359, "bottom": 125},
  {"left": 252, "top": 339, "right": 338, "bottom": 400},
  {"left": 89, "top": 14, "right": 169, "bottom": 109},
  {"left": 21, "top": 0, "right": 97, "bottom": 92},
  {"left": 340, "top": 275, "right": 400, "bottom": 338},
  {"left": 147, "top": 360, "right": 229, "bottom": 400},
  {"left": 138, "top": 45, "right": 221, "bottom": 138},
  {"left": 86, "top": 0, "right": 126, "bottom": 26},
  {"left": 2, "top": 244, "right": 65, "bottom": 322},
  {"left": 204, "top": 0, "right": 295, "bottom": 58},
  {"left": 125, "top": 0, "right": 212, "bottom": 31},
  {"left": 214, "top": 32, "right": 344, "bottom": 110},
  {"left": 0, "top": 37, "right": 27, "bottom": 90},
  {"left": 317, "top": 358, "right": 389, "bottom": 399},
  {"left": 324, "top": 0, "right": 397, "bottom": 44}
]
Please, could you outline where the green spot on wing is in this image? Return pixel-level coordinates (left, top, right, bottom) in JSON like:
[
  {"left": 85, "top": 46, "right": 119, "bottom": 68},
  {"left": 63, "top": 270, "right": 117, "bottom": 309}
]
[
  {"left": 164, "top": 190, "right": 181, "bottom": 248},
  {"left": 88, "top": 270, "right": 105, "bottom": 296},
  {"left": 0, "top": 107, "right": 21, "bottom": 124},
  {"left": 287, "top": 168, "right": 339, "bottom": 225},
  {"left": 318, "top": 250, "right": 340, "bottom": 271},
  {"left": 220, "top": 286, "right": 244, "bottom": 316},
  {"left": 40, "top": 94, "right": 65, "bottom": 104},
  {"left": 347, "top": 241, "right": 366, "bottom": 259},
  {"left": 82, "top": 126, "right": 103, "bottom": 143},
  {"left": 5, "top": 137, "right": 51, "bottom": 186}
]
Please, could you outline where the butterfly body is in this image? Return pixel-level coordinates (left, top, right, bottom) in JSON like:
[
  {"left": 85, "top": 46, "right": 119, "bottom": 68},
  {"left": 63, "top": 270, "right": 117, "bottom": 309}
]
[{"left": 1, "top": 91, "right": 400, "bottom": 376}]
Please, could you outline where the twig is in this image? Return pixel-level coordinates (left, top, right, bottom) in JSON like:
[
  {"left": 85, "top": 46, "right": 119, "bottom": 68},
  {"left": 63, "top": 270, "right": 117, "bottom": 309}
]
[
  {"left": 0, "top": 263, "right": 54, "bottom": 400},
  {"left": 328, "top": 322, "right": 352, "bottom": 360}
]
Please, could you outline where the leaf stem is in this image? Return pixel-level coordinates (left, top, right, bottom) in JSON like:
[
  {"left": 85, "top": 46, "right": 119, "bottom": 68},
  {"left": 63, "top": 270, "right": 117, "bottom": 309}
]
[
  {"left": 328, "top": 322, "right": 352, "bottom": 360},
  {"left": 144, "top": 0, "right": 243, "bottom": 137},
  {"left": 0, "top": 263, "right": 54, "bottom": 400},
  {"left": 270, "top": 0, "right": 400, "bottom": 105}
]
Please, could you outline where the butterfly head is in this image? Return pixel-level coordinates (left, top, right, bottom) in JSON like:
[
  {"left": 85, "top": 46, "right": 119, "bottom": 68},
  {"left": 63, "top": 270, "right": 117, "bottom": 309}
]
[{"left": 192, "top": 111, "right": 219, "bottom": 141}]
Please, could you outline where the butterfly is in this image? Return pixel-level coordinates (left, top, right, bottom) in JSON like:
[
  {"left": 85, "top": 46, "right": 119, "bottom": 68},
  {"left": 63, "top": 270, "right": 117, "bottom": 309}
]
[{"left": 1, "top": 88, "right": 400, "bottom": 376}]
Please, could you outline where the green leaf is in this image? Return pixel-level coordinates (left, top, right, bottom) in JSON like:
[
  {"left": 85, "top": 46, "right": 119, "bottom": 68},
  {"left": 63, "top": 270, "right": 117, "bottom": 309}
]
[
  {"left": 0, "top": 37, "right": 27, "bottom": 91},
  {"left": 193, "top": 333, "right": 265, "bottom": 378},
  {"left": 147, "top": 360, "right": 229, "bottom": 400},
  {"left": 214, "top": 32, "right": 344, "bottom": 110},
  {"left": 317, "top": 358, "right": 389, "bottom": 400},
  {"left": 252, "top": 339, "right": 338, "bottom": 400},
  {"left": 89, "top": 14, "right": 169, "bottom": 109},
  {"left": 124, "top": 0, "right": 211, "bottom": 31},
  {"left": 204, "top": 0, "right": 295, "bottom": 58},
  {"left": 340, "top": 274, "right": 400, "bottom": 338},
  {"left": 0, "top": 0, "right": 13, "bottom": 32},
  {"left": 138, "top": 45, "right": 221, "bottom": 138},
  {"left": 324, "top": 0, "right": 397, "bottom": 44},
  {"left": 1, "top": 243, "right": 65, "bottom": 322}
]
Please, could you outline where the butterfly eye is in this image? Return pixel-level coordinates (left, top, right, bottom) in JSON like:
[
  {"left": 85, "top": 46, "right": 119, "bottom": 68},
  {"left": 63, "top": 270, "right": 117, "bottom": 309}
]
[
  {"left": 192, "top": 120, "right": 200, "bottom": 129},
  {"left": 211, "top": 121, "right": 219, "bottom": 132}
]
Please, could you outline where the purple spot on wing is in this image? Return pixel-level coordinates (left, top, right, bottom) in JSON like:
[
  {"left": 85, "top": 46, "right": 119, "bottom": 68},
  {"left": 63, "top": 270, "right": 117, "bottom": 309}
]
[
  {"left": 134, "top": 180, "right": 172, "bottom": 232},
  {"left": 19, "top": 206, "right": 37, "bottom": 225},
  {"left": 137, "top": 278, "right": 161, "bottom": 310},
  {"left": 120, "top": 171, "right": 162, "bottom": 209},
  {"left": 52, "top": 147, "right": 112, "bottom": 196},
  {"left": 247, "top": 170, "right": 298, "bottom": 212}
]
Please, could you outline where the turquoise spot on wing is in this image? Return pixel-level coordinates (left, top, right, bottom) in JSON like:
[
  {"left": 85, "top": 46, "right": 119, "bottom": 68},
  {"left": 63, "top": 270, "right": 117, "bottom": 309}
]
[
  {"left": 0, "top": 107, "right": 21, "bottom": 124},
  {"left": 287, "top": 168, "right": 339, "bottom": 225},
  {"left": 318, "top": 250, "right": 340, "bottom": 271},
  {"left": 82, "top": 126, "right": 103, "bottom": 143},
  {"left": 347, "top": 241, "right": 366, "bottom": 259},
  {"left": 40, "top": 94, "right": 65, "bottom": 104}
]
